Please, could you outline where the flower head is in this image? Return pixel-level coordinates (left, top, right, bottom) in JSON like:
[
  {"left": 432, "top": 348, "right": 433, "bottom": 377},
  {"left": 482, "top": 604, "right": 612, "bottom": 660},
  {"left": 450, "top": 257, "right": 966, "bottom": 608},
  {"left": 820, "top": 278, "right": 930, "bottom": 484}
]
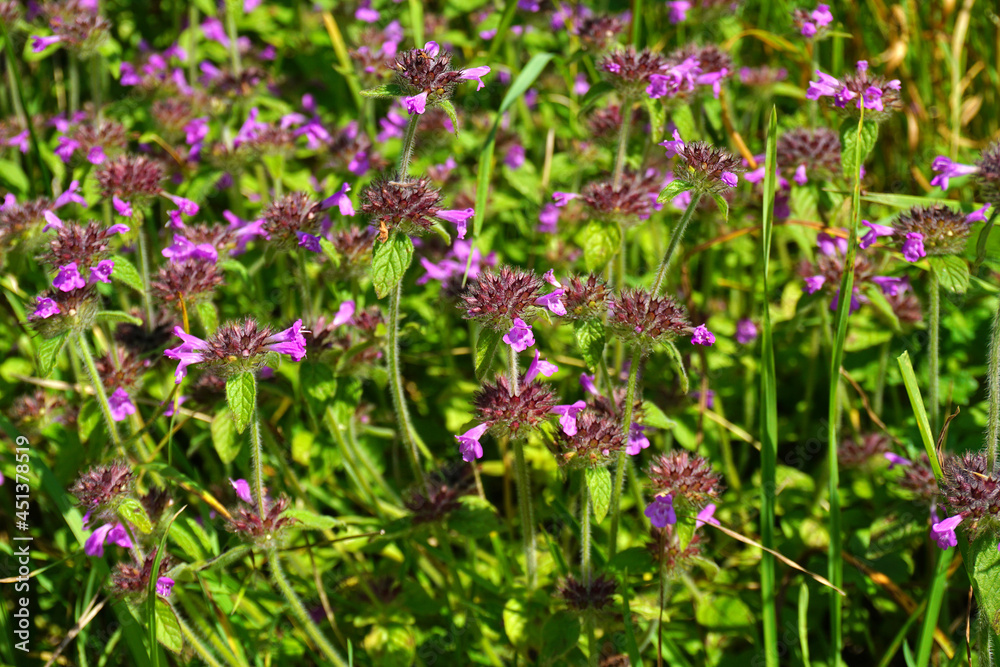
[
  {"left": 459, "top": 265, "right": 545, "bottom": 331},
  {"left": 662, "top": 131, "right": 743, "bottom": 195},
  {"left": 474, "top": 375, "right": 559, "bottom": 440},
  {"left": 893, "top": 204, "right": 969, "bottom": 257},
  {"left": 607, "top": 288, "right": 695, "bottom": 351}
]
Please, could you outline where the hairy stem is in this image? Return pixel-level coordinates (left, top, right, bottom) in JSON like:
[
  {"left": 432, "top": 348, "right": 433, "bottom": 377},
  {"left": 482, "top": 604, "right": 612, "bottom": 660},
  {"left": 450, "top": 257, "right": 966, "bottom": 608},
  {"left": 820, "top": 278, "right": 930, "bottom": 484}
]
[
  {"left": 398, "top": 113, "right": 420, "bottom": 180},
  {"left": 987, "top": 297, "right": 1000, "bottom": 472},
  {"left": 651, "top": 192, "right": 703, "bottom": 295},
  {"left": 581, "top": 475, "right": 592, "bottom": 585},
  {"left": 74, "top": 334, "right": 122, "bottom": 448},
  {"left": 608, "top": 345, "right": 640, "bottom": 558},
  {"left": 511, "top": 437, "right": 537, "bottom": 588},
  {"left": 928, "top": 270, "right": 940, "bottom": 436},
  {"left": 224, "top": 0, "right": 242, "bottom": 76},
  {"left": 268, "top": 547, "right": 349, "bottom": 667},
  {"left": 387, "top": 281, "right": 428, "bottom": 491},
  {"left": 249, "top": 404, "right": 266, "bottom": 520},
  {"left": 135, "top": 224, "right": 155, "bottom": 331},
  {"left": 612, "top": 96, "right": 634, "bottom": 190},
  {"left": 175, "top": 611, "right": 231, "bottom": 667}
]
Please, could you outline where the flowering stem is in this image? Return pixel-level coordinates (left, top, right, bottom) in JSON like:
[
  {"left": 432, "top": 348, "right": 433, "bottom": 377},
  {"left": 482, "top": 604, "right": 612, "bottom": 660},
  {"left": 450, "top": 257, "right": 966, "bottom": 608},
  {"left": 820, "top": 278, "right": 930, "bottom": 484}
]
[
  {"left": 508, "top": 345, "right": 520, "bottom": 397},
  {"left": 651, "top": 192, "right": 703, "bottom": 295},
  {"left": 612, "top": 96, "right": 634, "bottom": 191},
  {"left": 174, "top": 611, "right": 229, "bottom": 667},
  {"left": 928, "top": 270, "right": 940, "bottom": 436},
  {"left": 249, "top": 405, "right": 266, "bottom": 521},
  {"left": 74, "top": 333, "right": 122, "bottom": 448},
  {"left": 224, "top": 0, "right": 242, "bottom": 77},
  {"left": 398, "top": 114, "right": 420, "bottom": 180},
  {"left": 267, "top": 547, "right": 349, "bottom": 667},
  {"left": 511, "top": 436, "right": 537, "bottom": 588},
  {"left": 135, "top": 224, "right": 155, "bottom": 331},
  {"left": 608, "top": 345, "right": 640, "bottom": 559},
  {"left": 986, "top": 298, "right": 1000, "bottom": 473},
  {"left": 587, "top": 615, "right": 598, "bottom": 667},
  {"left": 581, "top": 474, "right": 592, "bottom": 585},
  {"left": 90, "top": 54, "right": 103, "bottom": 124},
  {"left": 387, "top": 281, "right": 428, "bottom": 491},
  {"left": 187, "top": 4, "right": 199, "bottom": 86},
  {"left": 296, "top": 248, "right": 313, "bottom": 320}
]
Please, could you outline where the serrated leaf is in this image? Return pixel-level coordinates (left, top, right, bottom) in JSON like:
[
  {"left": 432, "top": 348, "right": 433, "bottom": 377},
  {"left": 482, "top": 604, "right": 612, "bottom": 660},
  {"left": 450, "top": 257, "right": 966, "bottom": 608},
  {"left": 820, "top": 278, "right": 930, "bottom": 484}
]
[
  {"left": 196, "top": 301, "right": 218, "bottom": 334},
  {"left": 840, "top": 118, "right": 879, "bottom": 178},
  {"left": 35, "top": 333, "right": 68, "bottom": 376},
  {"left": 958, "top": 528, "right": 1000, "bottom": 636},
  {"left": 371, "top": 231, "right": 414, "bottom": 299},
  {"left": 644, "top": 98, "right": 666, "bottom": 144},
  {"left": 210, "top": 408, "right": 240, "bottom": 463},
  {"left": 96, "top": 311, "right": 144, "bottom": 325},
  {"left": 225, "top": 372, "right": 256, "bottom": 434},
  {"left": 154, "top": 599, "right": 184, "bottom": 653},
  {"left": 475, "top": 327, "right": 504, "bottom": 382},
  {"left": 586, "top": 467, "right": 612, "bottom": 524},
  {"left": 578, "top": 81, "right": 614, "bottom": 115},
  {"left": 657, "top": 179, "right": 693, "bottom": 204},
  {"left": 540, "top": 611, "right": 581, "bottom": 665},
  {"left": 711, "top": 192, "right": 729, "bottom": 220},
  {"left": 573, "top": 319, "right": 605, "bottom": 371},
  {"left": 438, "top": 99, "right": 460, "bottom": 134},
  {"left": 283, "top": 508, "right": 341, "bottom": 530},
  {"left": 110, "top": 255, "right": 144, "bottom": 292},
  {"left": 118, "top": 497, "right": 153, "bottom": 534},
  {"left": 640, "top": 400, "right": 676, "bottom": 431},
  {"left": 928, "top": 255, "right": 970, "bottom": 294},
  {"left": 359, "top": 82, "right": 406, "bottom": 98},
  {"left": 581, "top": 220, "right": 621, "bottom": 272}
]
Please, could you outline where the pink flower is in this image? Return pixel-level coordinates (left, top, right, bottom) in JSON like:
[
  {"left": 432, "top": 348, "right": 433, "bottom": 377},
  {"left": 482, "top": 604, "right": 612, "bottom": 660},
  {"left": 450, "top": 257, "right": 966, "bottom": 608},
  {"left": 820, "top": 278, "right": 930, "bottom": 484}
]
[
  {"left": 112, "top": 196, "right": 133, "bottom": 217},
  {"left": 884, "top": 452, "right": 912, "bottom": 469},
  {"left": 31, "top": 297, "right": 61, "bottom": 319},
  {"left": 523, "top": 349, "right": 558, "bottom": 386},
  {"left": 860, "top": 220, "right": 894, "bottom": 249},
  {"left": 84, "top": 523, "right": 133, "bottom": 557},
  {"left": 322, "top": 182, "right": 355, "bottom": 216},
  {"left": 404, "top": 92, "right": 428, "bottom": 115},
  {"left": 456, "top": 423, "right": 489, "bottom": 462},
  {"left": 902, "top": 232, "right": 926, "bottom": 262},
  {"left": 31, "top": 34, "right": 63, "bottom": 53},
  {"left": 929, "top": 156, "right": 979, "bottom": 190},
  {"left": 264, "top": 320, "right": 308, "bottom": 362},
  {"left": 967, "top": 203, "right": 992, "bottom": 223},
  {"left": 89, "top": 259, "right": 114, "bottom": 284},
  {"left": 503, "top": 318, "right": 534, "bottom": 352},
  {"left": 580, "top": 373, "right": 599, "bottom": 396},
  {"left": 460, "top": 66, "right": 491, "bottom": 91},
  {"left": 930, "top": 513, "right": 962, "bottom": 549},
  {"left": 552, "top": 192, "right": 580, "bottom": 207},
  {"left": 804, "top": 275, "right": 826, "bottom": 294},
  {"left": 696, "top": 503, "right": 721, "bottom": 528},
  {"left": 230, "top": 478, "right": 253, "bottom": 503},
  {"left": 109, "top": 388, "right": 136, "bottom": 422},
  {"left": 550, "top": 400, "right": 587, "bottom": 436},
  {"left": 156, "top": 577, "right": 175, "bottom": 597},
  {"left": 691, "top": 324, "right": 715, "bottom": 346},
  {"left": 333, "top": 300, "right": 356, "bottom": 327},
  {"left": 626, "top": 423, "right": 650, "bottom": 455},
  {"left": 54, "top": 263, "right": 85, "bottom": 292},
  {"left": 437, "top": 208, "right": 475, "bottom": 239},
  {"left": 534, "top": 290, "right": 566, "bottom": 316}
]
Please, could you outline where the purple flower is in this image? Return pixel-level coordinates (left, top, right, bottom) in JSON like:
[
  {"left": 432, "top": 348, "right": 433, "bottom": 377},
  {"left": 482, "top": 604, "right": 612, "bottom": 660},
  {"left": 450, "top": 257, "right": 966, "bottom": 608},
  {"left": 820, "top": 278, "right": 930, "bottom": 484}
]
[
  {"left": 163, "top": 395, "right": 187, "bottom": 417},
  {"left": 355, "top": 0, "right": 379, "bottom": 22},
  {"left": 535, "top": 290, "right": 566, "bottom": 316},
  {"left": 667, "top": 0, "right": 691, "bottom": 23},
  {"left": 89, "top": 259, "right": 114, "bottom": 284},
  {"left": 264, "top": 320, "right": 308, "bottom": 361},
  {"left": 456, "top": 423, "right": 489, "bottom": 462},
  {"left": 156, "top": 577, "right": 175, "bottom": 597},
  {"left": 806, "top": 70, "right": 841, "bottom": 100},
  {"left": 644, "top": 494, "right": 677, "bottom": 528},
  {"left": 184, "top": 117, "right": 210, "bottom": 146},
  {"left": 871, "top": 276, "right": 909, "bottom": 296},
  {"left": 296, "top": 232, "right": 322, "bottom": 252},
  {"left": 7, "top": 130, "right": 29, "bottom": 153},
  {"left": 801, "top": 21, "right": 818, "bottom": 37},
  {"left": 812, "top": 4, "right": 834, "bottom": 26},
  {"left": 505, "top": 143, "right": 526, "bottom": 169},
  {"left": 55, "top": 137, "right": 80, "bottom": 162},
  {"left": 162, "top": 236, "right": 218, "bottom": 264},
  {"left": 322, "top": 182, "right": 354, "bottom": 216},
  {"left": 404, "top": 92, "right": 428, "bottom": 115},
  {"left": 84, "top": 523, "right": 133, "bottom": 557},
  {"left": 860, "top": 220, "right": 894, "bottom": 249},
  {"left": 31, "top": 296, "right": 61, "bottom": 319},
  {"left": 929, "top": 156, "right": 978, "bottom": 190},
  {"left": 503, "top": 318, "right": 534, "bottom": 352},
  {"left": 626, "top": 423, "right": 650, "bottom": 455},
  {"left": 106, "top": 223, "right": 130, "bottom": 236},
  {"left": 460, "top": 66, "right": 491, "bottom": 91},
  {"left": 902, "top": 232, "right": 926, "bottom": 262},
  {"left": 861, "top": 86, "right": 884, "bottom": 111},
  {"left": 804, "top": 275, "right": 826, "bottom": 294},
  {"left": 164, "top": 328, "right": 211, "bottom": 383},
  {"left": 967, "top": 203, "right": 992, "bottom": 223},
  {"left": 230, "top": 478, "right": 253, "bottom": 503},
  {"left": 54, "top": 263, "right": 85, "bottom": 292},
  {"left": 87, "top": 146, "right": 107, "bottom": 165},
  {"left": 580, "top": 373, "right": 599, "bottom": 396},
  {"left": 735, "top": 318, "right": 757, "bottom": 344},
  {"left": 523, "top": 349, "right": 558, "bottom": 386},
  {"left": 54, "top": 180, "right": 87, "bottom": 208},
  {"left": 550, "top": 400, "right": 587, "bottom": 436},
  {"left": 42, "top": 211, "right": 63, "bottom": 231},
  {"left": 552, "top": 192, "right": 580, "bottom": 207},
  {"left": 538, "top": 203, "right": 560, "bottom": 233},
  {"left": 691, "top": 389, "right": 716, "bottom": 409},
  {"left": 163, "top": 193, "right": 199, "bottom": 216},
  {"left": 817, "top": 232, "right": 848, "bottom": 257},
  {"left": 437, "top": 208, "right": 475, "bottom": 239},
  {"left": 574, "top": 74, "right": 590, "bottom": 95},
  {"left": 112, "top": 196, "right": 133, "bottom": 217},
  {"left": 720, "top": 172, "right": 739, "bottom": 188},
  {"left": 109, "top": 387, "right": 136, "bottom": 422},
  {"left": 696, "top": 503, "right": 721, "bottom": 528},
  {"left": 691, "top": 324, "right": 715, "bottom": 346},
  {"left": 930, "top": 513, "right": 962, "bottom": 550},
  {"left": 884, "top": 452, "right": 912, "bottom": 469},
  {"left": 333, "top": 300, "right": 356, "bottom": 327},
  {"left": 31, "top": 34, "right": 63, "bottom": 53}
]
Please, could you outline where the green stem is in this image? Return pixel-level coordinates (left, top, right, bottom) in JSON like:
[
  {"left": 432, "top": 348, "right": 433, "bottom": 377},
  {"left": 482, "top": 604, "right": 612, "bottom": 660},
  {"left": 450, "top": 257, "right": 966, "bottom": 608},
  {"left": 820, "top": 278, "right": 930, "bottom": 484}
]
[
  {"left": 873, "top": 339, "right": 890, "bottom": 416},
  {"left": 387, "top": 281, "right": 427, "bottom": 491},
  {"left": 75, "top": 334, "right": 122, "bottom": 447},
  {"left": 612, "top": 96, "right": 634, "bottom": 190},
  {"left": 916, "top": 547, "right": 953, "bottom": 667},
  {"left": 324, "top": 406, "right": 383, "bottom": 517},
  {"left": 187, "top": 3, "right": 199, "bottom": 86},
  {"left": 928, "top": 270, "right": 940, "bottom": 436},
  {"left": 69, "top": 53, "right": 80, "bottom": 114},
  {"left": 987, "top": 297, "right": 1000, "bottom": 473},
  {"left": 651, "top": 192, "right": 703, "bottom": 295},
  {"left": 511, "top": 437, "right": 536, "bottom": 588},
  {"left": 135, "top": 223, "right": 155, "bottom": 330},
  {"left": 175, "top": 612, "right": 230, "bottom": 667},
  {"left": 581, "top": 475, "right": 591, "bottom": 585},
  {"left": 224, "top": 0, "right": 242, "bottom": 76},
  {"left": 91, "top": 54, "right": 103, "bottom": 123},
  {"left": 587, "top": 615, "right": 598, "bottom": 667},
  {"left": 249, "top": 405, "right": 266, "bottom": 521},
  {"left": 608, "top": 345, "right": 640, "bottom": 559},
  {"left": 398, "top": 113, "right": 420, "bottom": 179},
  {"left": 296, "top": 247, "right": 313, "bottom": 320},
  {"left": 268, "top": 548, "right": 349, "bottom": 667},
  {"left": 1, "top": 20, "right": 50, "bottom": 197}
]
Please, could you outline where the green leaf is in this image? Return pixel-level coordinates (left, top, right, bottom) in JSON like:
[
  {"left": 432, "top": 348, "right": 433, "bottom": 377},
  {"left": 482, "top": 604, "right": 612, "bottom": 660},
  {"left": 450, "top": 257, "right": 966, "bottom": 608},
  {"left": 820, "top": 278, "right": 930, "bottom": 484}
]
[
  {"left": 928, "top": 255, "right": 970, "bottom": 294},
  {"left": 640, "top": 400, "right": 676, "bottom": 431},
  {"left": 210, "top": 408, "right": 240, "bottom": 464},
  {"left": 35, "top": 333, "right": 68, "bottom": 377},
  {"left": 225, "top": 372, "right": 256, "bottom": 434},
  {"left": 958, "top": 529, "right": 1000, "bottom": 636},
  {"left": 96, "top": 311, "right": 144, "bottom": 326},
  {"left": 195, "top": 301, "right": 218, "bottom": 334},
  {"left": 840, "top": 118, "right": 879, "bottom": 178},
  {"left": 675, "top": 514, "right": 696, "bottom": 551},
  {"left": 318, "top": 236, "right": 342, "bottom": 268},
  {"left": 573, "top": 319, "right": 605, "bottom": 371},
  {"left": 359, "top": 82, "right": 406, "bottom": 98},
  {"left": 147, "top": 506, "right": 185, "bottom": 665},
  {"left": 118, "top": 497, "right": 153, "bottom": 534},
  {"left": 475, "top": 327, "right": 504, "bottom": 382},
  {"left": 219, "top": 259, "right": 250, "bottom": 282},
  {"left": 78, "top": 400, "right": 102, "bottom": 443},
  {"left": 447, "top": 496, "right": 501, "bottom": 538},
  {"left": 438, "top": 99, "right": 460, "bottom": 134},
  {"left": 0, "top": 159, "right": 29, "bottom": 192},
  {"left": 539, "top": 611, "right": 581, "bottom": 666},
  {"left": 283, "top": 508, "right": 340, "bottom": 530},
  {"left": 711, "top": 192, "right": 729, "bottom": 220},
  {"left": 110, "top": 255, "right": 144, "bottom": 292},
  {"left": 657, "top": 179, "right": 693, "bottom": 204},
  {"left": 581, "top": 220, "right": 621, "bottom": 272},
  {"left": 644, "top": 98, "right": 666, "bottom": 144},
  {"left": 371, "top": 231, "right": 414, "bottom": 299},
  {"left": 671, "top": 105, "right": 698, "bottom": 142},
  {"left": 300, "top": 362, "right": 338, "bottom": 414},
  {"left": 619, "top": 571, "right": 645, "bottom": 667},
  {"left": 577, "top": 81, "right": 614, "bottom": 115},
  {"left": 153, "top": 599, "right": 183, "bottom": 653},
  {"left": 896, "top": 351, "right": 944, "bottom": 482},
  {"left": 586, "top": 467, "right": 612, "bottom": 524}
]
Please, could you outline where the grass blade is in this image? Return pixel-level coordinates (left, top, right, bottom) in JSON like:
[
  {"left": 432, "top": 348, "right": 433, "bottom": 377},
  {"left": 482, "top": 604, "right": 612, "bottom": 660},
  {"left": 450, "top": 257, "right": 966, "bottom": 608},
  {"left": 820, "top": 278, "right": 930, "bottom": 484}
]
[
  {"left": 896, "top": 351, "right": 945, "bottom": 482},
  {"left": 916, "top": 548, "right": 953, "bottom": 666},
  {"left": 759, "top": 105, "right": 780, "bottom": 667}
]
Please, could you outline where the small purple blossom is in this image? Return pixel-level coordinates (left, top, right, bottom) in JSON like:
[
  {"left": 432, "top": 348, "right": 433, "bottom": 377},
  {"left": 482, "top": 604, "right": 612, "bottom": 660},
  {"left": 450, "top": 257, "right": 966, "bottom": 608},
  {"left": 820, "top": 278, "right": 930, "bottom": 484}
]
[
  {"left": 871, "top": 276, "right": 909, "bottom": 296},
  {"left": 333, "top": 300, "right": 356, "bottom": 327},
  {"left": 550, "top": 400, "right": 587, "bottom": 436},
  {"left": 804, "top": 275, "right": 827, "bottom": 294},
  {"left": 929, "top": 156, "right": 979, "bottom": 190},
  {"left": 31, "top": 34, "right": 63, "bottom": 53},
  {"left": 503, "top": 318, "right": 534, "bottom": 352},
  {"left": 736, "top": 319, "right": 758, "bottom": 344},
  {"left": 437, "top": 207, "right": 475, "bottom": 239},
  {"left": 930, "top": 513, "right": 962, "bottom": 550},
  {"left": 534, "top": 290, "right": 566, "bottom": 316},
  {"left": 112, "top": 196, "right": 133, "bottom": 217},
  {"left": 89, "top": 259, "right": 114, "bottom": 284},
  {"left": 967, "top": 203, "right": 992, "bottom": 223},
  {"left": 902, "top": 232, "right": 926, "bottom": 262},
  {"left": 626, "top": 423, "right": 650, "bottom": 455},
  {"left": 884, "top": 452, "right": 912, "bottom": 469},
  {"left": 87, "top": 146, "right": 107, "bottom": 165},
  {"left": 460, "top": 66, "right": 491, "bottom": 91},
  {"left": 644, "top": 494, "right": 677, "bottom": 528},
  {"left": 54, "top": 180, "right": 87, "bottom": 208},
  {"left": 296, "top": 232, "right": 322, "bottom": 252},
  {"left": 860, "top": 220, "right": 894, "bottom": 249},
  {"left": 696, "top": 504, "right": 720, "bottom": 528},
  {"left": 404, "top": 92, "right": 428, "bottom": 115},
  {"left": 31, "top": 297, "right": 61, "bottom": 319},
  {"left": 322, "top": 182, "right": 355, "bottom": 216},
  {"left": 691, "top": 324, "right": 715, "bottom": 346},
  {"left": 109, "top": 388, "right": 136, "bottom": 422},
  {"left": 456, "top": 423, "right": 488, "bottom": 462},
  {"left": 42, "top": 211, "right": 63, "bottom": 231},
  {"left": 523, "top": 349, "right": 558, "bottom": 386},
  {"left": 264, "top": 320, "right": 308, "bottom": 362},
  {"left": 84, "top": 523, "right": 133, "bottom": 557},
  {"left": 54, "top": 263, "right": 86, "bottom": 292},
  {"left": 552, "top": 192, "right": 580, "bottom": 207},
  {"left": 162, "top": 236, "right": 218, "bottom": 264},
  {"left": 538, "top": 203, "right": 560, "bottom": 233},
  {"left": 156, "top": 577, "right": 175, "bottom": 597},
  {"left": 580, "top": 373, "right": 599, "bottom": 396},
  {"left": 230, "top": 478, "right": 253, "bottom": 503}
]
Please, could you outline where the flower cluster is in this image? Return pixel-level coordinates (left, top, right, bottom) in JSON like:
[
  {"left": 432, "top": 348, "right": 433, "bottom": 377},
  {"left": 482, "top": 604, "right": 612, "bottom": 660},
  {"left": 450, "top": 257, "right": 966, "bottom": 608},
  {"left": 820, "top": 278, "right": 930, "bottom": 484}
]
[
  {"left": 607, "top": 288, "right": 713, "bottom": 351},
  {"left": 661, "top": 131, "right": 743, "bottom": 194},
  {"left": 807, "top": 61, "right": 902, "bottom": 122},
  {"left": 387, "top": 41, "right": 490, "bottom": 116},
  {"left": 360, "top": 177, "right": 473, "bottom": 241}
]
